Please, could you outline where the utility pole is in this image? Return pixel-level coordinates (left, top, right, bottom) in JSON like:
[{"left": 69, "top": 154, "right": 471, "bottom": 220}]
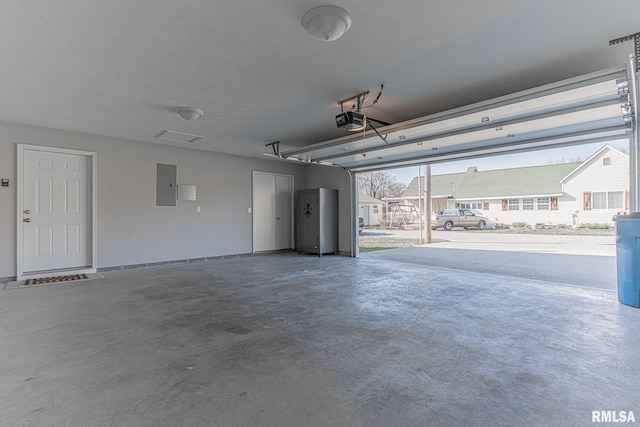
[{"left": 425, "top": 164, "right": 432, "bottom": 244}]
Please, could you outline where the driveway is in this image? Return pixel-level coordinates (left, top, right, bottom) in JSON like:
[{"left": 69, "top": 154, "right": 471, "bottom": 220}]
[{"left": 360, "top": 229, "right": 617, "bottom": 291}]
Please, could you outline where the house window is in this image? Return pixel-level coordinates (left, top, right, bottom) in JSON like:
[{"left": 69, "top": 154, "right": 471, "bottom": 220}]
[
  {"left": 592, "top": 192, "right": 607, "bottom": 209},
  {"left": 460, "top": 202, "right": 484, "bottom": 210},
  {"left": 522, "top": 198, "right": 534, "bottom": 210},
  {"left": 603, "top": 157, "right": 611, "bottom": 166},
  {"left": 373, "top": 206, "right": 379, "bottom": 213},
  {"left": 591, "top": 191, "right": 624, "bottom": 209},
  {"left": 508, "top": 199, "right": 520, "bottom": 210},
  {"left": 607, "top": 191, "right": 624, "bottom": 209},
  {"left": 537, "top": 197, "right": 550, "bottom": 210}
]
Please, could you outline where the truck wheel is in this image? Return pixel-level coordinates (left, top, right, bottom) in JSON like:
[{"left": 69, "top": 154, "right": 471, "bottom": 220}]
[
  {"left": 477, "top": 220, "right": 486, "bottom": 230},
  {"left": 444, "top": 221, "right": 453, "bottom": 231}
]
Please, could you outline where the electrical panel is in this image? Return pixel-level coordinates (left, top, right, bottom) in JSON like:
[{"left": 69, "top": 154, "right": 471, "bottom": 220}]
[{"left": 156, "top": 163, "right": 177, "bottom": 206}]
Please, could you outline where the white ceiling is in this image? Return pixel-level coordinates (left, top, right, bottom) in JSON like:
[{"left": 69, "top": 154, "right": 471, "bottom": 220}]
[{"left": 1, "top": 1, "right": 639, "bottom": 159}]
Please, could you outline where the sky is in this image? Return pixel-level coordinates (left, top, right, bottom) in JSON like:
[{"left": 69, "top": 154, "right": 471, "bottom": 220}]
[{"left": 388, "top": 139, "right": 630, "bottom": 185}]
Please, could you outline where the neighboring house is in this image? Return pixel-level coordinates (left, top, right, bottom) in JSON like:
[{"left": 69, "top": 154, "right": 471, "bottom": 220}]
[
  {"left": 400, "top": 144, "right": 629, "bottom": 226},
  {"left": 358, "top": 194, "right": 384, "bottom": 226},
  {"left": 396, "top": 171, "right": 467, "bottom": 214}
]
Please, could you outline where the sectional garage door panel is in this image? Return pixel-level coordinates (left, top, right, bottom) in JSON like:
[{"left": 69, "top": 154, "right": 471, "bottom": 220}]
[{"left": 280, "top": 67, "right": 633, "bottom": 172}]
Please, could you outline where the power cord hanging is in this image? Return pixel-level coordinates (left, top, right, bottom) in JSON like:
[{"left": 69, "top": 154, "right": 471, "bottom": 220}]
[
  {"left": 361, "top": 83, "right": 384, "bottom": 110},
  {"left": 362, "top": 125, "right": 367, "bottom": 157}
]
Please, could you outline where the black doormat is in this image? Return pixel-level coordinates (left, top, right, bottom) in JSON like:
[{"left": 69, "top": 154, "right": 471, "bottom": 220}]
[{"left": 24, "top": 274, "right": 88, "bottom": 286}]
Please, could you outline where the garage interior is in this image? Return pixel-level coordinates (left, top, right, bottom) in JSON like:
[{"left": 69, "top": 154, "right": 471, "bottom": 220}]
[{"left": 1, "top": 2, "right": 640, "bottom": 425}]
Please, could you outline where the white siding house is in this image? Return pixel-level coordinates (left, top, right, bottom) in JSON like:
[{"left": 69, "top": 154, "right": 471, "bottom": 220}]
[
  {"left": 560, "top": 145, "right": 629, "bottom": 225},
  {"left": 400, "top": 144, "right": 629, "bottom": 226}
]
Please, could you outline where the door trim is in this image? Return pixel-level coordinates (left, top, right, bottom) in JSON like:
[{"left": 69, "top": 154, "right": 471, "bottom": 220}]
[{"left": 17, "top": 144, "right": 97, "bottom": 280}]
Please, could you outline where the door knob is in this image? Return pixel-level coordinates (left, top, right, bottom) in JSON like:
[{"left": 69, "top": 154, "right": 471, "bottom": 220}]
[
  {"left": 23, "top": 218, "right": 31, "bottom": 223},
  {"left": 24, "top": 209, "right": 30, "bottom": 214}
]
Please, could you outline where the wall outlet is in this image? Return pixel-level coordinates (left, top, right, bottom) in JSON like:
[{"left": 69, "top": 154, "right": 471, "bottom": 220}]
[{"left": 196, "top": 206, "right": 201, "bottom": 213}]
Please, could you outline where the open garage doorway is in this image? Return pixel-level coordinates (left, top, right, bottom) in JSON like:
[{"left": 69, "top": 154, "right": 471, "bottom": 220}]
[
  {"left": 285, "top": 66, "right": 638, "bottom": 288},
  {"left": 356, "top": 139, "right": 629, "bottom": 289}
]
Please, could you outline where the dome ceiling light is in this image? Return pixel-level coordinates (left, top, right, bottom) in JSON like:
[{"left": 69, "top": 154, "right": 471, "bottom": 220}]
[
  {"left": 177, "top": 107, "right": 204, "bottom": 121},
  {"left": 302, "top": 5, "right": 352, "bottom": 42}
]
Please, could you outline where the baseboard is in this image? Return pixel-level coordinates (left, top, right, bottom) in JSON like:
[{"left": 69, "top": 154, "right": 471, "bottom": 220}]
[
  {"left": 3, "top": 249, "right": 352, "bottom": 282},
  {"left": 97, "top": 251, "right": 275, "bottom": 273}
]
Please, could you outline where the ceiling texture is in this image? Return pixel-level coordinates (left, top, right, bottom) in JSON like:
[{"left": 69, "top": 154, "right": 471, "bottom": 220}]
[{"left": 1, "top": 1, "right": 640, "bottom": 164}]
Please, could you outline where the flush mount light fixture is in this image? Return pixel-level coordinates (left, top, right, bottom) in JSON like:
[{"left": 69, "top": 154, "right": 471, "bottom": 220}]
[
  {"left": 302, "top": 5, "right": 351, "bottom": 42},
  {"left": 177, "top": 107, "right": 204, "bottom": 121}
]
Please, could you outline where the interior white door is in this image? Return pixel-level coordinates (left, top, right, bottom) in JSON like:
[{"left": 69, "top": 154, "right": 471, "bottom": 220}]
[
  {"left": 252, "top": 172, "right": 294, "bottom": 252},
  {"left": 21, "top": 149, "right": 92, "bottom": 274},
  {"left": 275, "top": 175, "right": 293, "bottom": 250},
  {"left": 252, "top": 172, "right": 277, "bottom": 252}
]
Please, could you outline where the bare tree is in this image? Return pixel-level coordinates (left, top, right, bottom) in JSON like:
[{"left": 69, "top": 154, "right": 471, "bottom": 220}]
[
  {"left": 358, "top": 171, "right": 407, "bottom": 199},
  {"left": 546, "top": 155, "right": 584, "bottom": 165}
]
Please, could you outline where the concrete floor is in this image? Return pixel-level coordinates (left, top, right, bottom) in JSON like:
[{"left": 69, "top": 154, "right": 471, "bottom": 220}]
[
  {"left": 363, "top": 229, "right": 617, "bottom": 289},
  {"left": 1, "top": 252, "right": 639, "bottom": 426},
  {"left": 367, "top": 246, "right": 617, "bottom": 291}
]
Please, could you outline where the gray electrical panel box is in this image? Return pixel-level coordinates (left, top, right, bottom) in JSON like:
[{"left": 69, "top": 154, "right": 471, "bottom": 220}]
[
  {"left": 296, "top": 188, "right": 338, "bottom": 256},
  {"left": 156, "top": 163, "right": 177, "bottom": 206}
]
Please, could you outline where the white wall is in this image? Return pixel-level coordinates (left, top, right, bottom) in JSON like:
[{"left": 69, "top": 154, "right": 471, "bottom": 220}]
[
  {"left": 358, "top": 203, "right": 382, "bottom": 226},
  {"left": 470, "top": 198, "right": 571, "bottom": 225},
  {"left": 455, "top": 195, "right": 618, "bottom": 226},
  {"left": 0, "top": 121, "right": 309, "bottom": 279},
  {"left": 303, "top": 164, "right": 353, "bottom": 254}
]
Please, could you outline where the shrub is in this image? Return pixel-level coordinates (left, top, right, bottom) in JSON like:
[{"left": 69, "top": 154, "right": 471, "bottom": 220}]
[
  {"left": 511, "top": 222, "right": 528, "bottom": 228},
  {"left": 579, "top": 223, "right": 612, "bottom": 230}
]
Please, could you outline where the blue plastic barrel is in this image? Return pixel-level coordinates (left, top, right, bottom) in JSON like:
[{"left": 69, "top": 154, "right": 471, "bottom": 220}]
[{"left": 614, "top": 213, "right": 640, "bottom": 307}]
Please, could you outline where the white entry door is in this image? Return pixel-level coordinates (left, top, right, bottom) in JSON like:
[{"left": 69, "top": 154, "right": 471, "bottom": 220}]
[
  {"left": 19, "top": 146, "right": 94, "bottom": 277},
  {"left": 252, "top": 172, "right": 293, "bottom": 252}
]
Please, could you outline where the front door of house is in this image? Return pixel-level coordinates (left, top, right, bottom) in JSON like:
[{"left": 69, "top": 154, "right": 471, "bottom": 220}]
[{"left": 19, "top": 146, "right": 93, "bottom": 276}]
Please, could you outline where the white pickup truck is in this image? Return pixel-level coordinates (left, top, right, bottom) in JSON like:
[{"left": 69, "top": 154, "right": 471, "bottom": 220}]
[{"left": 433, "top": 209, "right": 491, "bottom": 231}]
